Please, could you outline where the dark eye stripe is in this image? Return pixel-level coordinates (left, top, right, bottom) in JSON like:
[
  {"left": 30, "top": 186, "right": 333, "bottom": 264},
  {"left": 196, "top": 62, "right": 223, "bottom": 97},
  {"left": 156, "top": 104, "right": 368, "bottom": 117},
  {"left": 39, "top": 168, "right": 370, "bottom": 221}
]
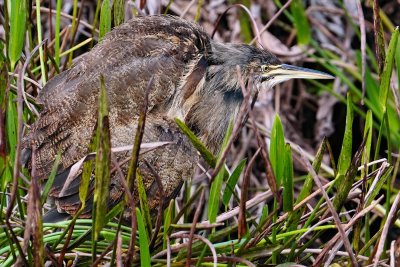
[{"left": 261, "top": 76, "right": 274, "bottom": 82}]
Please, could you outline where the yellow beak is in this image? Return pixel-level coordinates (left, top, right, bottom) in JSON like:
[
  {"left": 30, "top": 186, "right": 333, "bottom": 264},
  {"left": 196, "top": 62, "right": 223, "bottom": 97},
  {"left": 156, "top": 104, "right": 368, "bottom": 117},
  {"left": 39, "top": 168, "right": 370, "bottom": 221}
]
[{"left": 262, "top": 64, "right": 334, "bottom": 87}]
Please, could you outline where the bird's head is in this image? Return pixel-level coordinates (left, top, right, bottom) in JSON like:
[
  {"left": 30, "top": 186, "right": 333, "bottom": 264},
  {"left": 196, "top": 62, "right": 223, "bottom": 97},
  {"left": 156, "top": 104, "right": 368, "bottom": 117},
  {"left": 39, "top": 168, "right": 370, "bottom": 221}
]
[
  {"left": 171, "top": 41, "right": 335, "bottom": 154},
  {"left": 208, "top": 42, "right": 334, "bottom": 92}
]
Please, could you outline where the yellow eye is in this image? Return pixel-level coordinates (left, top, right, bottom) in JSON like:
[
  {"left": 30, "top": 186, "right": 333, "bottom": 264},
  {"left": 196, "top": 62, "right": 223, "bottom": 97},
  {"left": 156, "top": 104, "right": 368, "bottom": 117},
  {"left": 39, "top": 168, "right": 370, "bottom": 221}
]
[{"left": 261, "top": 65, "right": 268, "bottom": 72}]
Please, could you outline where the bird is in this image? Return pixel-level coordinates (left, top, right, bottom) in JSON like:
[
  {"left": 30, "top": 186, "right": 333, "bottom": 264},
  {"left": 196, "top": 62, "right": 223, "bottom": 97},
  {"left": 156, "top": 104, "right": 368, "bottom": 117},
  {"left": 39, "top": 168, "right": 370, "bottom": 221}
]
[{"left": 22, "top": 15, "right": 333, "bottom": 221}]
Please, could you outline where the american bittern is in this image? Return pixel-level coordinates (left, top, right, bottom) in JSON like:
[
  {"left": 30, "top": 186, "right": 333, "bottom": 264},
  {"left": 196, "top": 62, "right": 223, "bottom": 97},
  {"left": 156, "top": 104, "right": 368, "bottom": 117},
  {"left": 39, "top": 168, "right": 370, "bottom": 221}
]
[{"left": 22, "top": 15, "right": 333, "bottom": 221}]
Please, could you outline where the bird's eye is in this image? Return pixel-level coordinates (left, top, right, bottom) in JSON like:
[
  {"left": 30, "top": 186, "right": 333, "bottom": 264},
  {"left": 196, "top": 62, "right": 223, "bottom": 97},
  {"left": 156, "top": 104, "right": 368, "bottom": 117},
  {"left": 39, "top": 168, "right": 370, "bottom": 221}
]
[{"left": 261, "top": 65, "right": 268, "bottom": 72}]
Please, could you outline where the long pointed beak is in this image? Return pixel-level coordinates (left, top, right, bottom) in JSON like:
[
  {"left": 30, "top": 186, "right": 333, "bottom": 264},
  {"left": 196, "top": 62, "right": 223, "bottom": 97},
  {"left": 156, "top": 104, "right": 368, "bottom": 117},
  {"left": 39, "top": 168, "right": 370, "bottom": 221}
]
[
  {"left": 278, "top": 64, "right": 334, "bottom": 80},
  {"left": 261, "top": 63, "right": 334, "bottom": 88}
]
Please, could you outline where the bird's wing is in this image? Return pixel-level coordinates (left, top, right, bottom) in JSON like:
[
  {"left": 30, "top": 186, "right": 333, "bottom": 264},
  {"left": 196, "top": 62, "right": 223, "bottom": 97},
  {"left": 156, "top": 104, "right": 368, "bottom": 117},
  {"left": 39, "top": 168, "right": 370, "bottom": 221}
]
[{"left": 24, "top": 15, "right": 211, "bottom": 181}]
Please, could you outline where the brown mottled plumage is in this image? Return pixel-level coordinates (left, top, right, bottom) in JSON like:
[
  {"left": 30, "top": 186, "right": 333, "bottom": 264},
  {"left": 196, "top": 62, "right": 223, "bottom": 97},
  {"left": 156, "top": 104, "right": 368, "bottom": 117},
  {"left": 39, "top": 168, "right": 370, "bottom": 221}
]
[{"left": 23, "top": 15, "right": 333, "bottom": 220}]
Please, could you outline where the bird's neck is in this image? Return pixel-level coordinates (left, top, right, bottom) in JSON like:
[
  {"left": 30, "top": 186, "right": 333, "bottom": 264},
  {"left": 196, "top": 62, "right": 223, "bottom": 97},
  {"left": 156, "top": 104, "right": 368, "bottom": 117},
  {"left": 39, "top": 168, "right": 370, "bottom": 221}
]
[
  {"left": 187, "top": 86, "right": 243, "bottom": 154},
  {"left": 167, "top": 42, "right": 266, "bottom": 154},
  {"left": 168, "top": 62, "right": 246, "bottom": 154}
]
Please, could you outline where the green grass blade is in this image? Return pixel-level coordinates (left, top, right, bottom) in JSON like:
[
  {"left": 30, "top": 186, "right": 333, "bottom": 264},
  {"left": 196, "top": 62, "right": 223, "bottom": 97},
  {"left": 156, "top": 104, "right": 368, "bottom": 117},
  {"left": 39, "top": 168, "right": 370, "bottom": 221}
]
[
  {"left": 222, "top": 158, "right": 247, "bottom": 206},
  {"left": 8, "top": 0, "right": 26, "bottom": 70},
  {"left": 219, "top": 120, "right": 233, "bottom": 156},
  {"left": 386, "top": 106, "right": 399, "bottom": 148},
  {"left": 136, "top": 208, "right": 151, "bottom": 267},
  {"left": 99, "top": 0, "right": 112, "bottom": 40},
  {"left": 269, "top": 114, "right": 285, "bottom": 262},
  {"left": 333, "top": 143, "right": 365, "bottom": 211},
  {"left": 54, "top": 0, "right": 62, "bottom": 67},
  {"left": 270, "top": 114, "right": 285, "bottom": 185},
  {"left": 383, "top": 111, "right": 393, "bottom": 216},
  {"left": 79, "top": 156, "right": 94, "bottom": 211},
  {"left": 41, "top": 153, "right": 61, "bottom": 204},
  {"left": 290, "top": 0, "right": 311, "bottom": 45},
  {"left": 208, "top": 121, "right": 233, "bottom": 224},
  {"left": 163, "top": 200, "right": 174, "bottom": 249},
  {"left": 78, "top": 122, "right": 99, "bottom": 212},
  {"left": 0, "top": 47, "right": 7, "bottom": 190},
  {"left": 371, "top": 0, "right": 386, "bottom": 74},
  {"left": 93, "top": 75, "right": 111, "bottom": 241},
  {"left": 337, "top": 92, "right": 354, "bottom": 178},
  {"left": 362, "top": 110, "right": 373, "bottom": 254},
  {"left": 208, "top": 170, "right": 224, "bottom": 224},
  {"left": 6, "top": 96, "right": 17, "bottom": 162},
  {"left": 397, "top": 31, "right": 400, "bottom": 92},
  {"left": 34, "top": 0, "right": 47, "bottom": 84},
  {"left": 194, "top": 0, "right": 202, "bottom": 22},
  {"left": 361, "top": 110, "right": 373, "bottom": 179},
  {"left": 238, "top": 10, "right": 253, "bottom": 44},
  {"left": 112, "top": 0, "right": 125, "bottom": 27},
  {"left": 136, "top": 169, "right": 152, "bottom": 237},
  {"left": 106, "top": 202, "right": 123, "bottom": 221},
  {"left": 67, "top": 0, "right": 79, "bottom": 65},
  {"left": 282, "top": 144, "right": 294, "bottom": 212},
  {"left": 378, "top": 27, "right": 399, "bottom": 115},
  {"left": 175, "top": 118, "right": 216, "bottom": 167}
]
